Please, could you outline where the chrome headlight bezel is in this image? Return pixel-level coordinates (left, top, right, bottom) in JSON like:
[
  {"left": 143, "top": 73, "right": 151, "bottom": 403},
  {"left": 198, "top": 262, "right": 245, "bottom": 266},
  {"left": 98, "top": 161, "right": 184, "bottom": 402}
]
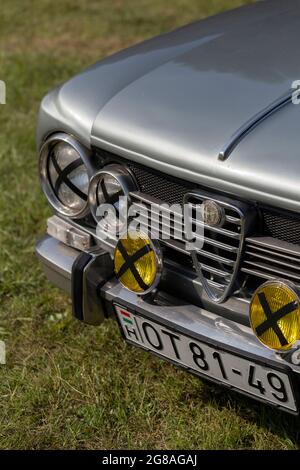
[
  {"left": 88, "top": 163, "right": 137, "bottom": 229},
  {"left": 39, "top": 133, "right": 90, "bottom": 219}
]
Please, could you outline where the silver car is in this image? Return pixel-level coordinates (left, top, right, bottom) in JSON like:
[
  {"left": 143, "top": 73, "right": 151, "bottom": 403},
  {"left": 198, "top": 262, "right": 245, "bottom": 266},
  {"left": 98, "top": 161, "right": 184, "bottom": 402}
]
[{"left": 36, "top": 0, "right": 300, "bottom": 414}]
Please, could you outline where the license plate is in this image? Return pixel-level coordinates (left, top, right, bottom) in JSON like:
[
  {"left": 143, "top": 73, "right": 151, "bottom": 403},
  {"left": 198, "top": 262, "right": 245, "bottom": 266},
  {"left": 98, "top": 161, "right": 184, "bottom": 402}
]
[{"left": 115, "top": 305, "right": 298, "bottom": 412}]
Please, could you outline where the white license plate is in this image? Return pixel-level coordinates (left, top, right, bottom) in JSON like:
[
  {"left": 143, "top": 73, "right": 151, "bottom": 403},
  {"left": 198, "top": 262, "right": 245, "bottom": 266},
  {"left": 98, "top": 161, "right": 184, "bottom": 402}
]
[{"left": 115, "top": 305, "right": 298, "bottom": 412}]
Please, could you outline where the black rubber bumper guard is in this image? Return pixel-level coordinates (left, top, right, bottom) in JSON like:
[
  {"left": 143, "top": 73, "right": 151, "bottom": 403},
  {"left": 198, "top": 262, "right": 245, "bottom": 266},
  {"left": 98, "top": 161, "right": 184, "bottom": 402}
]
[{"left": 71, "top": 247, "right": 114, "bottom": 325}]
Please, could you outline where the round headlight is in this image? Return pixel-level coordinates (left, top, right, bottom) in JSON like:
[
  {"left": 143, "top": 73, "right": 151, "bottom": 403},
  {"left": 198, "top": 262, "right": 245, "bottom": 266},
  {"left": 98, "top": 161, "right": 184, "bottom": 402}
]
[
  {"left": 39, "top": 134, "right": 90, "bottom": 218},
  {"left": 114, "top": 231, "right": 162, "bottom": 295},
  {"left": 250, "top": 280, "right": 300, "bottom": 351},
  {"left": 89, "top": 164, "right": 137, "bottom": 234}
]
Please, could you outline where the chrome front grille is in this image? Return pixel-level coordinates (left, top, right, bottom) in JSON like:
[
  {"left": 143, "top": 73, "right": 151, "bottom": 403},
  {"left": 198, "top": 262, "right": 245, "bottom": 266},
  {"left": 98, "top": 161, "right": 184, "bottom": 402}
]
[
  {"left": 185, "top": 192, "right": 246, "bottom": 302},
  {"left": 130, "top": 190, "right": 247, "bottom": 302},
  {"left": 242, "top": 237, "right": 300, "bottom": 286}
]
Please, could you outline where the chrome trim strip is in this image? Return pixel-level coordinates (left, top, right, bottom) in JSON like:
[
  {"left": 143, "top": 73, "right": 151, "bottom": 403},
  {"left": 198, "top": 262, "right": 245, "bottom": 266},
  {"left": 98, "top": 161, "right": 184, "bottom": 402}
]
[
  {"left": 245, "top": 250, "right": 300, "bottom": 271},
  {"left": 245, "top": 236, "right": 300, "bottom": 257},
  {"left": 243, "top": 261, "right": 300, "bottom": 282},
  {"left": 218, "top": 91, "right": 293, "bottom": 161},
  {"left": 135, "top": 211, "right": 184, "bottom": 239},
  {"left": 201, "top": 263, "right": 232, "bottom": 278},
  {"left": 242, "top": 236, "right": 300, "bottom": 286},
  {"left": 193, "top": 219, "right": 241, "bottom": 239},
  {"left": 159, "top": 238, "right": 188, "bottom": 254},
  {"left": 246, "top": 245, "right": 300, "bottom": 263},
  {"left": 197, "top": 249, "right": 235, "bottom": 266},
  {"left": 206, "top": 278, "right": 224, "bottom": 290},
  {"left": 200, "top": 236, "right": 238, "bottom": 253},
  {"left": 226, "top": 215, "right": 241, "bottom": 225},
  {"left": 242, "top": 267, "right": 275, "bottom": 281},
  {"left": 130, "top": 192, "right": 184, "bottom": 218}
]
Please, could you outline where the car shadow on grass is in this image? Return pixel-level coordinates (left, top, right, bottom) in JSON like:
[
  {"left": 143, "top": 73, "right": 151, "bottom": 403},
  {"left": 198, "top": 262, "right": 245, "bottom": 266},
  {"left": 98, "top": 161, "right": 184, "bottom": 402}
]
[{"left": 196, "top": 378, "right": 300, "bottom": 447}]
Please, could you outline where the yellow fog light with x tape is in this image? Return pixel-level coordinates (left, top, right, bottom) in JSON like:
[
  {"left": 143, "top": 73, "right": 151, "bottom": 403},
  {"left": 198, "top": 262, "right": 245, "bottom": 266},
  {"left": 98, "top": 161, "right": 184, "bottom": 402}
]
[
  {"left": 114, "top": 231, "right": 162, "bottom": 295},
  {"left": 250, "top": 281, "right": 300, "bottom": 350}
]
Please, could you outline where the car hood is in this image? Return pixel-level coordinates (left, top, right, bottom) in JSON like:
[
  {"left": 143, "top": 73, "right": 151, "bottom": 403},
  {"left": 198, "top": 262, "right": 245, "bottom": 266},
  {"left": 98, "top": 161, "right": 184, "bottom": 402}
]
[{"left": 38, "top": 0, "right": 300, "bottom": 212}]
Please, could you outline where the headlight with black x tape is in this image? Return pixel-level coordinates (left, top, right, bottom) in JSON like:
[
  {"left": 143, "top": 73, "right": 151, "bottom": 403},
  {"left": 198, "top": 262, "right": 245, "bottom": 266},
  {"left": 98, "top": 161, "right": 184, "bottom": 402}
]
[
  {"left": 114, "top": 230, "right": 163, "bottom": 295},
  {"left": 39, "top": 133, "right": 90, "bottom": 218},
  {"left": 88, "top": 164, "right": 137, "bottom": 235},
  {"left": 250, "top": 280, "right": 300, "bottom": 351}
]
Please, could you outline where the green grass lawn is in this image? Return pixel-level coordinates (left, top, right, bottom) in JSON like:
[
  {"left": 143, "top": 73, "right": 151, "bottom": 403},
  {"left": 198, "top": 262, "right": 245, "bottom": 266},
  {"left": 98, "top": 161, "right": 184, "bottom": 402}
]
[{"left": 0, "top": 0, "right": 300, "bottom": 450}]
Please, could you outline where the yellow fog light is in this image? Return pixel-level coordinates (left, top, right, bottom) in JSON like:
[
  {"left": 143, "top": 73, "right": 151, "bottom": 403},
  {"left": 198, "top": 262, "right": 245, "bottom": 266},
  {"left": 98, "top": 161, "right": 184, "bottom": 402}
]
[
  {"left": 114, "top": 231, "right": 162, "bottom": 295},
  {"left": 250, "top": 281, "right": 300, "bottom": 350}
]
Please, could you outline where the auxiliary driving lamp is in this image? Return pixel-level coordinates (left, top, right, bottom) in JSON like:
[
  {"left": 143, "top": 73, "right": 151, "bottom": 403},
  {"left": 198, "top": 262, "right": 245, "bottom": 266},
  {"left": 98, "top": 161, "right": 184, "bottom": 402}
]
[
  {"left": 250, "top": 280, "right": 300, "bottom": 350},
  {"left": 114, "top": 231, "right": 162, "bottom": 295}
]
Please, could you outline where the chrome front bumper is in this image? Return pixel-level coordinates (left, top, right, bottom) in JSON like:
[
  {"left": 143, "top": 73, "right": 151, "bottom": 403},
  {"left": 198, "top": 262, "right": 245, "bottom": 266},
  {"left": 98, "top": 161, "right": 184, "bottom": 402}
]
[{"left": 36, "top": 235, "right": 300, "bottom": 381}]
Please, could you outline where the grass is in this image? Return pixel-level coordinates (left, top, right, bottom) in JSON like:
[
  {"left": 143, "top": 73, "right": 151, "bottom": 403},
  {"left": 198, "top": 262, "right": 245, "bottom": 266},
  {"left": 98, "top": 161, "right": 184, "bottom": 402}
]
[{"left": 0, "top": 0, "right": 299, "bottom": 450}]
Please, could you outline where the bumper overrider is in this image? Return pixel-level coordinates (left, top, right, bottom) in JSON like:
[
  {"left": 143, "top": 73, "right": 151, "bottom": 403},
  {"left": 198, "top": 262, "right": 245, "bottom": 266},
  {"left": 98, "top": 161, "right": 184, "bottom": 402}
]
[{"left": 36, "top": 229, "right": 300, "bottom": 414}]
